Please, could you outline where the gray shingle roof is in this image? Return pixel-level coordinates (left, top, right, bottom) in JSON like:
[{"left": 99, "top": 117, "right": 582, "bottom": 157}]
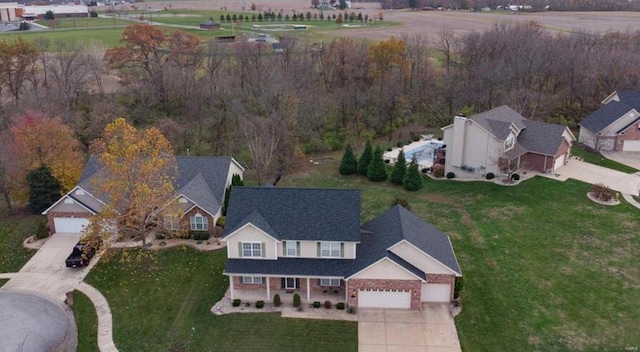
[
  {"left": 579, "top": 100, "right": 634, "bottom": 134},
  {"left": 351, "top": 205, "right": 461, "bottom": 277},
  {"left": 472, "top": 105, "right": 526, "bottom": 139},
  {"left": 518, "top": 120, "right": 568, "bottom": 156},
  {"left": 223, "top": 187, "right": 361, "bottom": 242},
  {"left": 614, "top": 90, "right": 640, "bottom": 111},
  {"left": 225, "top": 258, "right": 355, "bottom": 277}
]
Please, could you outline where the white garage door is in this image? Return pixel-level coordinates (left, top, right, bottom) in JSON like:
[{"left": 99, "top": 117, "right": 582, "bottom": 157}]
[
  {"left": 623, "top": 140, "right": 640, "bottom": 152},
  {"left": 359, "top": 289, "right": 411, "bottom": 309},
  {"left": 553, "top": 154, "right": 566, "bottom": 172},
  {"left": 53, "top": 217, "right": 89, "bottom": 234},
  {"left": 421, "top": 283, "right": 451, "bottom": 302}
]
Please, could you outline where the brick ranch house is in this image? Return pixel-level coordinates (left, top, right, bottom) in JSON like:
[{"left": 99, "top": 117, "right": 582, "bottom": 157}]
[
  {"left": 42, "top": 155, "right": 244, "bottom": 236},
  {"left": 222, "top": 187, "right": 461, "bottom": 310}
]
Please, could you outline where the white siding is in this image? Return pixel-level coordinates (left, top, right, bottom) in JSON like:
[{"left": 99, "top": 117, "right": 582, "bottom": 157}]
[
  {"left": 389, "top": 241, "right": 455, "bottom": 275},
  {"left": 444, "top": 117, "right": 502, "bottom": 177},
  {"left": 600, "top": 110, "right": 639, "bottom": 136},
  {"left": 578, "top": 127, "right": 597, "bottom": 150},
  {"left": 48, "top": 197, "right": 90, "bottom": 213},
  {"left": 225, "top": 224, "right": 277, "bottom": 259},
  {"left": 351, "top": 259, "right": 417, "bottom": 280},
  {"left": 276, "top": 241, "right": 356, "bottom": 259}
]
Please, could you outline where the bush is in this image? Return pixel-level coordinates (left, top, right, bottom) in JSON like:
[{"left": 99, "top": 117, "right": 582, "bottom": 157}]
[
  {"left": 390, "top": 150, "right": 407, "bottom": 185},
  {"left": 396, "top": 140, "right": 404, "bottom": 148},
  {"left": 336, "top": 302, "right": 345, "bottom": 310},
  {"left": 36, "top": 221, "right": 49, "bottom": 239},
  {"left": 216, "top": 216, "right": 226, "bottom": 228},
  {"left": 454, "top": 277, "right": 464, "bottom": 299},
  {"left": 403, "top": 157, "right": 424, "bottom": 191},
  {"left": 273, "top": 294, "right": 282, "bottom": 307},
  {"left": 18, "top": 21, "right": 30, "bottom": 30},
  {"left": 324, "top": 300, "right": 332, "bottom": 309},
  {"left": 232, "top": 299, "right": 241, "bottom": 307},
  {"left": 44, "top": 10, "right": 54, "bottom": 20},
  {"left": 347, "top": 306, "right": 357, "bottom": 314},
  {"left": 446, "top": 172, "right": 456, "bottom": 179},
  {"left": 357, "top": 140, "right": 373, "bottom": 176},
  {"left": 89, "top": 10, "right": 98, "bottom": 17},
  {"left": 293, "top": 293, "right": 301, "bottom": 307},
  {"left": 339, "top": 144, "right": 358, "bottom": 175},
  {"left": 590, "top": 183, "right": 616, "bottom": 201},
  {"left": 367, "top": 146, "right": 388, "bottom": 182},
  {"left": 191, "top": 231, "right": 210, "bottom": 240},
  {"left": 421, "top": 168, "right": 429, "bottom": 174},
  {"left": 155, "top": 233, "right": 165, "bottom": 240},
  {"left": 486, "top": 172, "right": 495, "bottom": 180},
  {"left": 256, "top": 300, "right": 264, "bottom": 309},
  {"left": 433, "top": 168, "right": 444, "bottom": 178},
  {"left": 313, "top": 301, "right": 321, "bottom": 308},
  {"left": 511, "top": 173, "right": 520, "bottom": 181}
]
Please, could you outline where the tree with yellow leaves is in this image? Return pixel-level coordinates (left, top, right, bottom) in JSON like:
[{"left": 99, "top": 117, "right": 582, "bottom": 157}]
[
  {"left": 10, "top": 111, "right": 84, "bottom": 201},
  {"left": 85, "top": 118, "right": 179, "bottom": 268}
]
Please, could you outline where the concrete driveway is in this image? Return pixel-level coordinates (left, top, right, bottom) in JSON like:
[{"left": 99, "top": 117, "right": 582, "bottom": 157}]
[
  {"left": 601, "top": 151, "right": 640, "bottom": 170},
  {"left": 1, "top": 233, "right": 96, "bottom": 301},
  {"left": 358, "top": 304, "right": 461, "bottom": 352},
  {"left": 548, "top": 159, "right": 640, "bottom": 195}
]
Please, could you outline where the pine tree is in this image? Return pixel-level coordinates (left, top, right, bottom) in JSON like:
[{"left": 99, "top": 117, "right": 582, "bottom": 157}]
[
  {"left": 390, "top": 150, "right": 407, "bottom": 185},
  {"left": 223, "top": 174, "right": 244, "bottom": 215},
  {"left": 339, "top": 145, "right": 358, "bottom": 175},
  {"left": 357, "top": 140, "right": 373, "bottom": 176},
  {"left": 403, "top": 156, "right": 424, "bottom": 191},
  {"left": 367, "top": 146, "right": 388, "bottom": 182},
  {"left": 26, "top": 165, "right": 62, "bottom": 214}
]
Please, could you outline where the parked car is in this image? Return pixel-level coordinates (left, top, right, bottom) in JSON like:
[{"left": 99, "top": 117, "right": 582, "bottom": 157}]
[{"left": 65, "top": 241, "right": 99, "bottom": 268}]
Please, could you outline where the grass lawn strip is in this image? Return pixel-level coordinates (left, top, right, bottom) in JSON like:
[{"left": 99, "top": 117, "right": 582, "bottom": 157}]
[
  {"left": 72, "top": 290, "right": 99, "bottom": 352},
  {"left": 571, "top": 145, "right": 639, "bottom": 173},
  {"left": 0, "top": 212, "right": 40, "bottom": 273}
]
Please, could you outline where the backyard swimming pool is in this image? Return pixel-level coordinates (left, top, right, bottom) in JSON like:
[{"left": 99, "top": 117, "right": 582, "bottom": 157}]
[{"left": 383, "top": 140, "right": 444, "bottom": 169}]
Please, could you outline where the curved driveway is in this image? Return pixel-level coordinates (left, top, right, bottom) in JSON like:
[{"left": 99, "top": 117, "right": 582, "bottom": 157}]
[{"left": 548, "top": 158, "right": 640, "bottom": 196}]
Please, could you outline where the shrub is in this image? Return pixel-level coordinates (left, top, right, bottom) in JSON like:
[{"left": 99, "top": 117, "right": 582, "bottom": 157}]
[
  {"left": 367, "top": 146, "right": 388, "bottom": 182},
  {"left": 216, "top": 216, "right": 226, "bottom": 228},
  {"left": 191, "top": 231, "right": 210, "bottom": 240},
  {"left": 390, "top": 150, "right": 407, "bottom": 185},
  {"left": 486, "top": 172, "right": 495, "bottom": 180},
  {"left": 511, "top": 173, "right": 520, "bottom": 181},
  {"left": 421, "top": 168, "right": 429, "bottom": 174},
  {"left": 36, "top": 221, "right": 49, "bottom": 239},
  {"left": 273, "top": 294, "right": 282, "bottom": 307},
  {"left": 392, "top": 196, "right": 411, "bottom": 210},
  {"left": 347, "top": 306, "right": 357, "bottom": 314},
  {"left": 18, "top": 21, "right": 30, "bottom": 30},
  {"left": 433, "top": 168, "right": 444, "bottom": 178},
  {"left": 411, "top": 132, "right": 421, "bottom": 142},
  {"left": 446, "top": 172, "right": 456, "bottom": 179},
  {"left": 454, "top": 277, "right": 464, "bottom": 299},
  {"left": 357, "top": 140, "right": 373, "bottom": 176},
  {"left": 339, "top": 144, "right": 358, "bottom": 175},
  {"left": 293, "top": 293, "right": 301, "bottom": 307},
  {"left": 590, "top": 183, "right": 616, "bottom": 201},
  {"left": 232, "top": 299, "right": 241, "bottom": 307},
  {"left": 396, "top": 140, "right": 404, "bottom": 148},
  {"left": 324, "top": 300, "right": 332, "bottom": 309},
  {"left": 89, "top": 10, "right": 98, "bottom": 17},
  {"left": 403, "top": 157, "right": 424, "bottom": 191},
  {"left": 256, "top": 300, "right": 264, "bottom": 309},
  {"left": 313, "top": 301, "right": 321, "bottom": 308},
  {"left": 386, "top": 147, "right": 392, "bottom": 151},
  {"left": 155, "top": 233, "right": 165, "bottom": 240},
  {"left": 44, "top": 10, "right": 55, "bottom": 20},
  {"left": 336, "top": 302, "right": 345, "bottom": 310}
]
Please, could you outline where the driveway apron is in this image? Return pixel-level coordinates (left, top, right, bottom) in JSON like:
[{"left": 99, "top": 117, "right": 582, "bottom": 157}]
[{"left": 550, "top": 159, "right": 640, "bottom": 195}]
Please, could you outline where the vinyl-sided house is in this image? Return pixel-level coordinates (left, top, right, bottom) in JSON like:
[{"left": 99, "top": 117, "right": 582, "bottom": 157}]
[
  {"left": 42, "top": 156, "right": 244, "bottom": 236},
  {"left": 440, "top": 105, "right": 574, "bottom": 178},
  {"left": 579, "top": 90, "right": 640, "bottom": 152},
  {"left": 222, "top": 187, "right": 461, "bottom": 310}
]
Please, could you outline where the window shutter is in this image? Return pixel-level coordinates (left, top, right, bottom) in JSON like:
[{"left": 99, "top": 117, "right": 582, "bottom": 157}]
[
  {"left": 281, "top": 278, "right": 285, "bottom": 289},
  {"left": 295, "top": 278, "right": 300, "bottom": 288},
  {"left": 262, "top": 277, "right": 266, "bottom": 285},
  {"left": 238, "top": 242, "right": 242, "bottom": 257},
  {"left": 282, "top": 241, "right": 286, "bottom": 256},
  {"left": 340, "top": 243, "right": 345, "bottom": 258},
  {"left": 317, "top": 279, "right": 321, "bottom": 286},
  {"left": 296, "top": 241, "right": 300, "bottom": 256},
  {"left": 317, "top": 242, "right": 321, "bottom": 257},
  {"left": 261, "top": 242, "right": 265, "bottom": 257},
  {"left": 240, "top": 276, "right": 244, "bottom": 284}
]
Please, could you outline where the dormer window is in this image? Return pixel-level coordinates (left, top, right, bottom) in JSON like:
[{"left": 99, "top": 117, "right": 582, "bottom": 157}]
[
  {"left": 190, "top": 213, "right": 208, "bottom": 231},
  {"left": 504, "top": 135, "right": 515, "bottom": 151},
  {"left": 318, "top": 242, "right": 343, "bottom": 258},
  {"left": 283, "top": 241, "right": 299, "bottom": 257}
]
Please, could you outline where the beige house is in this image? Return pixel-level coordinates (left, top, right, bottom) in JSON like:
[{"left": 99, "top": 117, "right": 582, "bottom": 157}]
[
  {"left": 223, "top": 187, "right": 461, "bottom": 310},
  {"left": 579, "top": 90, "right": 640, "bottom": 152},
  {"left": 441, "top": 105, "right": 574, "bottom": 178}
]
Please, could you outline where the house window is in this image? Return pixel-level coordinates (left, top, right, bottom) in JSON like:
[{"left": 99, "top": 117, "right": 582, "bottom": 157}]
[
  {"left": 242, "top": 242, "right": 263, "bottom": 257},
  {"left": 241, "top": 276, "right": 263, "bottom": 284},
  {"left": 190, "top": 213, "right": 208, "bottom": 231},
  {"left": 284, "top": 241, "right": 298, "bottom": 257},
  {"left": 164, "top": 215, "right": 179, "bottom": 231},
  {"left": 320, "top": 278, "right": 340, "bottom": 287},
  {"left": 319, "top": 242, "right": 342, "bottom": 258},
  {"left": 504, "top": 135, "right": 515, "bottom": 151}
]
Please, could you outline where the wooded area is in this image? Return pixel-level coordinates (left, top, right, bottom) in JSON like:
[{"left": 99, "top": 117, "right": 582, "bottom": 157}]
[{"left": 2, "top": 21, "right": 640, "bottom": 203}]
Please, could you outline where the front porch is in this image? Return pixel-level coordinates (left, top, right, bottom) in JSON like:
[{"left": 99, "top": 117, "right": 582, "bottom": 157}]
[{"left": 229, "top": 276, "right": 348, "bottom": 304}]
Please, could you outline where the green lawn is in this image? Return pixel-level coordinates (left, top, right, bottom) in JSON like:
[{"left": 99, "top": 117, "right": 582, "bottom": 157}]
[
  {"left": 35, "top": 17, "right": 131, "bottom": 29},
  {"left": 0, "top": 212, "right": 41, "bottom": 273},
  {"left": 572, "top": 144, "right": 638, "bottom": 173},
  {"left": 72, "top": 290, "right": 99, "bottom": 352},
  {"left": 84, "top": 248, "right": 357, "bottom": 351},
  {"left": 0, "top": 278, "right": 7, "bottom": 287}
]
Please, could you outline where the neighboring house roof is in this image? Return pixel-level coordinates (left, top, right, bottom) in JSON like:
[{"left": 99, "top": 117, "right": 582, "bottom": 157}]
[
  {"left": 351, "top": 205, "right": 461, "bottom": 277},
  {"left": 579, "top": 100, "right": 634, "bottom": 134},
  {"left": 223, "top": 187, "right": 361, "bottom": 242},
  {"left": 518, "top": 120, "right": 569, "bottom": 156},
  {"left": 613, "top": 90, "right": 640, "bottom": 111}
]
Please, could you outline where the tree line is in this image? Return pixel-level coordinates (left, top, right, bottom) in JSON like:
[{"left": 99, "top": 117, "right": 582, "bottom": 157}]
[{"left": 2, "top": 22, "right": 640, "bottom": 197}]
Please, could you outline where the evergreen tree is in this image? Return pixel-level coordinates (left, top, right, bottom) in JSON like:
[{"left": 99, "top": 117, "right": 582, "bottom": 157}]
[
  {"left": 26, "top": 165, "right": 61, "bottom": 214},
  {"left": 357, "top": 140, "right": 373, "bottom": 176},
  {"left": 403, "top": 157, "right": 424, "bottom": 191},
  {"left": 339, "top": 145, "right": 358, "bottom": 175},
  {"left": 390, "top": 150, "right": 407, "bottom": 185},
  {"left": 223, "top": 174, "right": 244, "bottom": 216},
  {"left": 367, "top": 146, "right": 388, "bottom": 182}
]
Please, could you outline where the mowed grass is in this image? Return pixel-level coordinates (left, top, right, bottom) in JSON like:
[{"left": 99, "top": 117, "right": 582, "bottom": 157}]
[
  {"left": 35, "top": 17, "right": 131, "bottom": 29},
  {"left": 0, "top": 211, "right": 40, "bottom": 273},
  {"left": 572, "top": 144, "right": 639, "bottom": 173},
  {"left": 72, "top": 290, "right": 99, "bottom": 352},
  {"left": 276, "top": 154, "right": 640, "bottom": 351},
  {"left": 84, "top": 247, "right": 357, "bottom": 351}
]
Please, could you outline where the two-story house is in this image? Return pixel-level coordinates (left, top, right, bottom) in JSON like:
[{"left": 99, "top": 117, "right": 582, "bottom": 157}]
[
  {"left": 43, "top": 155, "right": 244, "bottom": 236},
  {"left": 222, "top": 187, "right": 461, "bottom": 310},
  {"left": 441, "top": 105, "right": 574, "bottom": 178}
]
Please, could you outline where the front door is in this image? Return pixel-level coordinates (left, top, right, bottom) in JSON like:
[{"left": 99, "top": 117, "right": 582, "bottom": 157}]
[{"left": 284, "top": 277, "right": 298, "bottom": 289}]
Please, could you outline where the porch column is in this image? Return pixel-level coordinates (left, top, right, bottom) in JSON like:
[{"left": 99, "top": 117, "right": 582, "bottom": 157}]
[
  {"left": 306, "top": 278, "right": 311, "bottom": 301},
  {"left": 229, "top": 275, "right": 235, "bottom": 299},
  {"left": 266, "top": 277, "right": 271, "bottom": 300}
]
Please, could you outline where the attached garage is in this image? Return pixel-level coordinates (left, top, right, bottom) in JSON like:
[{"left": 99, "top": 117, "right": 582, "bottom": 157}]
[
  {"left": 53, "top": 217, "right": 90, "bottom": 234},
  {"left": 421, "top": 283, "right": 451, "bottom": 302},
  {"left": 553, "top": 154, "right": 566, "bottom": 172},
  {"left": 358, "top": 289, "right": 411, "bottom": 309},
  {"left": 623, "top": 140, "right": 640, "bottom": 152}
]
